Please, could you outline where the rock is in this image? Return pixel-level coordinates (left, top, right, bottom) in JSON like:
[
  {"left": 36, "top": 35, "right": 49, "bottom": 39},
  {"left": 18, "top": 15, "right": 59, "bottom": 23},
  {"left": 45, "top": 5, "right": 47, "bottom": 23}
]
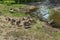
[
  {"left": 9, "top": 8, "right": 14, "bottom": 13},
  {"left": 48, "top": 19, "right": 54, "bottom": 24},
  {"left": 21, "top": 16, "right": 34, "bottom": 29},
  {"left": 54, "top": 7, "right": 60, "bottom": 10},
  {"left": 20, "top": 5, "right": 38, "bottom": 13},
  {"left": 11, "top": 18, "right": 16, "bottom": 25},
  {"left": 5, "top": 17, "right": 11, "bottom": 21},
  {"left": 22, "top": 17, "right": 27, "bottom": 21},
  {"left": 19, "top": 21, "right": 25, "bottom": 27},
  {"left": 29, "top": 6, "right": 37, "bottom": 11},
  {"left": 5, "top": 16, "right": 35, "bottom": 28},
  {"left": 24, "top": 21, "right": 30, "bottom": 26},
  {"left": 24, "top": 21, "right": 31, "bottom": 29},
  {"left": 50, "top": 9, "right": 60, "bottom": 27},
  {"left": 49, "top": 0, "right": 60, "bottom": 4},
  {"left": 16, "top": 20, "right": 21, "bottom": 26},
  {"left": 26, "top": 6, "right": 38, "bottom": 13}
]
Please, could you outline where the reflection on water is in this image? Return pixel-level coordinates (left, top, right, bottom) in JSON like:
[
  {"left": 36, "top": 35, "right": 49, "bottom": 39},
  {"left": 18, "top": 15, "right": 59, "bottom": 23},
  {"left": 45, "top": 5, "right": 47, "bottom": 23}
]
[
  {"left": 40, "top": 5, "right": 50, "bottom": 21},
  {"left": 37, "top": 5, "right": 50, "bottom": 21},
  {"left": 31, "top": 1, "right": 50, "bottom": 22}
]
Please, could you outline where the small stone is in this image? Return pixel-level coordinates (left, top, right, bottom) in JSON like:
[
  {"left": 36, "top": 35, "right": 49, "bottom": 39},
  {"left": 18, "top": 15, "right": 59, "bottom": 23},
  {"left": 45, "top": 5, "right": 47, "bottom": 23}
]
[
  {"left": 9, "top": 8, "right": 14, "bottom": 13},
  {"left": 16, "top": 20, "right": 21, "bottom": 26},
  {"left": 24, "top": 21, "right": 31, "bottom": 29},
  {"left": 11, "top": 18, "right": 16, "bottom": 25},
  {"left": 5, "top": 17, "right": 11, "bottom": 21}
]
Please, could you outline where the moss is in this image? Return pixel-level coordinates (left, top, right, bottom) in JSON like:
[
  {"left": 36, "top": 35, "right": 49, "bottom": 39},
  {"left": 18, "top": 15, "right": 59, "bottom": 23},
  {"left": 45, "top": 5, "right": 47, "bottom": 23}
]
[{"left": 50, "top": 9, "right": 60, "bottom": 27}]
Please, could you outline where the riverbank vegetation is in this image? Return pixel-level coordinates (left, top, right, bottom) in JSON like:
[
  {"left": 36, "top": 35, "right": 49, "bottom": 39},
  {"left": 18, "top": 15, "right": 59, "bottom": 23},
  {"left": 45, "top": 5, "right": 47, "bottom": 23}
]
[
  {"left": 50, "top": 9, "right": 60, "bottom": 27},
  {"left": 0, "top": 0, "right": 60, "bottom": 40}
]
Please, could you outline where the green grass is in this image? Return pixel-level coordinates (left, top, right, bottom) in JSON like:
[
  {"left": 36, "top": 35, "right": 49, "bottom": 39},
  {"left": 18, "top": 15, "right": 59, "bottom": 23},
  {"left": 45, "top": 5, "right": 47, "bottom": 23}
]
[
  {"left": 0, "top": 3, "right": 60, "bottom": 40},
  {"left": 0, "top": 4, "right": 28, "bottom": 17}
]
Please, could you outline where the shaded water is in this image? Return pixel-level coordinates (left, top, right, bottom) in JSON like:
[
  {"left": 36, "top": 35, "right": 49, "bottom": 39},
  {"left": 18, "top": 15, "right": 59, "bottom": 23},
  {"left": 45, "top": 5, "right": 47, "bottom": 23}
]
[
  {"left": 39, "top": 5, "right": 50, "bottom": 21},
  {"left": 30, "top": 0, "right": 60, "bottom": 27},
  {"left": 35, "top": 2, "right": 50, "bottom": 22},
  {"left": 37, "top": 1, "right": 60, "bottom": 27},
  {"left": 30, "top": 0, "right": 51, "bottom": 22}
]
